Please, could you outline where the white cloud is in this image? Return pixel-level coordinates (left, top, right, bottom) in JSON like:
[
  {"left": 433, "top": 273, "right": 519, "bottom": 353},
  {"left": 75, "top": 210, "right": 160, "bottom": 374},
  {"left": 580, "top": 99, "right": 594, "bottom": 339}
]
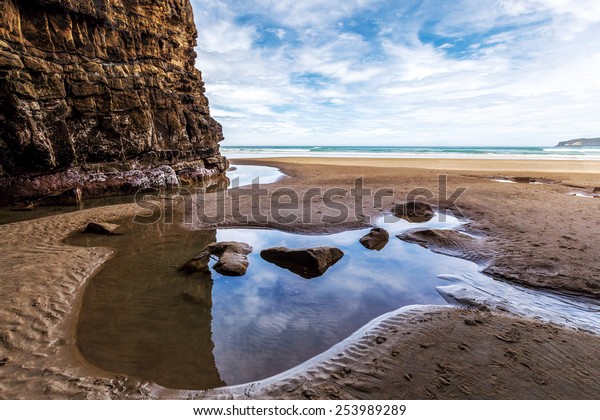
[
  {"left": 192, "top": 0, "right": 600, "bottom": 146},
  {"left": 245, "top": 0, "right": 379, "bottom": 29}
]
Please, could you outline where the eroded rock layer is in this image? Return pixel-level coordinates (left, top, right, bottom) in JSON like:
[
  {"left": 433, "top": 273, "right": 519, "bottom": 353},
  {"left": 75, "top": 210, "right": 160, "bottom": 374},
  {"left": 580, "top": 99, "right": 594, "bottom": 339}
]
[{"left": 0, "top": 0, "right": 226, "bottom": 203}]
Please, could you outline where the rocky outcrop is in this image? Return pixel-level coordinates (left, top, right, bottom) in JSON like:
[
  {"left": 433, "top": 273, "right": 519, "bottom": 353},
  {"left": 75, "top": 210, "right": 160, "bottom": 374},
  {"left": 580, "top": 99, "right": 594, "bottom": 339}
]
[
  {"left": 359, "top": 228, "right": 389, "bottom": 251},
  {"left": 0, "top": 0, "right": 226, "bottom": 204},
  {"left": 183, "top": 242, "right": 252, "bottom": 277},
  {"left": 260, "top": 246, "right": 344, "bottom": 279},
  {"left": 392, "top": 200, "right": 434, "bottom": 223},
  {"left": 556, "top": 138, "right": 600, "bottom": 147}
]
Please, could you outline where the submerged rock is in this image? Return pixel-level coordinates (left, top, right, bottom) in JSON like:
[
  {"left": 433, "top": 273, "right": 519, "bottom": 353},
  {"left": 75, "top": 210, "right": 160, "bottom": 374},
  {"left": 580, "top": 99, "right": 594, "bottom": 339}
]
[
  {"left": 260, "top": 246, "right": 344, "bottom": 279},
  {"left": 83, "top": 222, "right": 122, "bottom": 236},
  {"left": 359, "top": 228, "right": 389, "bottom": 251},
  {"left": 392, "top": 200, "right": 435, "bottom": 223},
  {"left": 185, "top": 242, "right": 252, "bottom": 277}
]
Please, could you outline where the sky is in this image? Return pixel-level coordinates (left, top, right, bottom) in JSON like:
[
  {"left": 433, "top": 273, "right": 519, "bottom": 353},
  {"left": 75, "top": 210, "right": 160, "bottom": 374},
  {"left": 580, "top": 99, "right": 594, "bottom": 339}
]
[{"left": 191, "top": 0, "right": 600, "bottom": 147}]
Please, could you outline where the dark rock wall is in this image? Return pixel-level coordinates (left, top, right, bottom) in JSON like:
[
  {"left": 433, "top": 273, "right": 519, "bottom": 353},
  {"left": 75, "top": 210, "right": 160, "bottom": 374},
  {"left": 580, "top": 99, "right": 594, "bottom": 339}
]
[{"left": 0, "top": 0, "right": 226, "bottom": 202}]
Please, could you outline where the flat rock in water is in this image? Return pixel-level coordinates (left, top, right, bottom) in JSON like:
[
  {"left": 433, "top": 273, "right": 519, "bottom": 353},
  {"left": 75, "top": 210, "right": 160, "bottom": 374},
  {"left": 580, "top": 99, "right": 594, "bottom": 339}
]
[
  {"left": 392, "top": 200, "right": 434, "bottom": 223},
  {"left": 35, "top": 188, "right": 82, "bottom": 207},
  {"left": 260, "top": 246, "right": 344, "bottom": 279},
  {"left": 188, "top": 241, "right": 252, "bottom": 277},
  {"left": 10, "top": 202, "right": 36, "bottom": 212},
  {"left": 83, "top": 222, "right": 122, "bottom": 236},
  {"left": 359, "top": 228, "right": 390, "bottom": 251}
]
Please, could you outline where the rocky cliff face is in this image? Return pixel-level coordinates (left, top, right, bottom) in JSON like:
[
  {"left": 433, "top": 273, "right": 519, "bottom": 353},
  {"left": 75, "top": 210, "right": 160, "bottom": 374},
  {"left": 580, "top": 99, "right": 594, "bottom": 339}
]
[{"left": 0, "top": 0, "right": 227, "bottom": 204}]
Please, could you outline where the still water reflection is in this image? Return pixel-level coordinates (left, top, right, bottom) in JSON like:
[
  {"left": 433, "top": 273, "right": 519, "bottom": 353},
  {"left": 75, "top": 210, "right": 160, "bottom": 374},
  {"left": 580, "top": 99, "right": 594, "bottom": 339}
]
[
  {"left": 0, "top": 165, "right": 282, "bottom": 225},
  {"left": 68, "top": 214, "right": 471, "bottom": 389}
]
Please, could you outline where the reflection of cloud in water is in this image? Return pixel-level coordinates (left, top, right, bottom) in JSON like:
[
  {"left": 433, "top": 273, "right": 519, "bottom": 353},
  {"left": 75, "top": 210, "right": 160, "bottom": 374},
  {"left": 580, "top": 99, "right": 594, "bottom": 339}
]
[
  {"left": 210, "top": 226, "right": 457, "bottom": 384},
  {"left": 375, "top": 212, "right": 462, "bottom": 235},
  {"left": 210, "top": 218, "right": 600, "bottom": 386},
  {"left": 75, "top": 209, "right": 600, "bottom": 390},
  {"left": 227, "top": 165, "right": 284, "bottom": 187}
]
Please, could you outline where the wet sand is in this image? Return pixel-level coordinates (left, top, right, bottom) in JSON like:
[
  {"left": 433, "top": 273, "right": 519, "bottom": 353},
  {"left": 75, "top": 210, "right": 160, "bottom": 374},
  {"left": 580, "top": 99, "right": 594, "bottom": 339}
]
[
  {"left": 235, "top": 157, "right": 600, "bottom": 297},
  {"left": 1, "top": 157, "right": 600, "bottom": 399}
]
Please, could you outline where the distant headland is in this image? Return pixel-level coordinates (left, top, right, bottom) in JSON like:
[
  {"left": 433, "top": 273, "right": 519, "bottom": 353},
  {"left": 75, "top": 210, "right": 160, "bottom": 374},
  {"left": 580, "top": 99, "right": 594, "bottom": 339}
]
[{"left": 556, "top": 138, "right": 600, "bottom": 147}]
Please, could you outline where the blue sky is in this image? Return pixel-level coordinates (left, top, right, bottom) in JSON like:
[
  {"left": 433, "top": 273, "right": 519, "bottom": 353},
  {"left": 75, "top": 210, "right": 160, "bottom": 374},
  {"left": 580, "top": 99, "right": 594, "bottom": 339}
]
[{"left": 191, "top": 0, "right": 600, "bottom": 146}]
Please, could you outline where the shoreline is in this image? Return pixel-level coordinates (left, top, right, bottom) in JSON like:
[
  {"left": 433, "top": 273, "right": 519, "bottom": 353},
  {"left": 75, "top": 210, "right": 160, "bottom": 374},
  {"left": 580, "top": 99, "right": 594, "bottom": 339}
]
[
  {"left": 232, "top": 156, "right": 600, "bottom": 177},
  {"left": 221, "top": 145, "right": 600, "bottom": 163},
  {"left": 1, "top": 157, "right": 600, "bottom": 399}
]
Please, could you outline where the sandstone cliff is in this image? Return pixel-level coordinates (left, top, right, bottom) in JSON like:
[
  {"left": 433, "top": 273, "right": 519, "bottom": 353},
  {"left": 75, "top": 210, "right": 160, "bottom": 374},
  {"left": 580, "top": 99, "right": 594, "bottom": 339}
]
[{"left": 0, "top": 0, "right": 227, "bottom": 204}]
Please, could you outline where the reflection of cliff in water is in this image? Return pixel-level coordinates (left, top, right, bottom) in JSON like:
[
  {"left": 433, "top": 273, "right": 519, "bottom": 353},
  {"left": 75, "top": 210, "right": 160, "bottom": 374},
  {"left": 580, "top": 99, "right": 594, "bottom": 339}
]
[
  {"left": 68, "top": 219, "right": 224, "bottom": 390},
  {"left": 0, "top": 171, "right": 229, "bottom": 226}
]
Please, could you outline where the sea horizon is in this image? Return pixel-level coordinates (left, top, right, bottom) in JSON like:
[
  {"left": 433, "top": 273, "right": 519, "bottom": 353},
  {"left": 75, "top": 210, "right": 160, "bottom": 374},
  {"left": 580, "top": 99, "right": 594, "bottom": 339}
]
[{"left": 222, "top": 145, "right": 600, "bottom": 161}]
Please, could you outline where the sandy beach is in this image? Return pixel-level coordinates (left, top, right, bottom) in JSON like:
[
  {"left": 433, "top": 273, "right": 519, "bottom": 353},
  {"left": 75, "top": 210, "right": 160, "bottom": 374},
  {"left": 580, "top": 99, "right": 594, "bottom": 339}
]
[{"left": 1, "top": 157, "right": 600, "bottom": 399}]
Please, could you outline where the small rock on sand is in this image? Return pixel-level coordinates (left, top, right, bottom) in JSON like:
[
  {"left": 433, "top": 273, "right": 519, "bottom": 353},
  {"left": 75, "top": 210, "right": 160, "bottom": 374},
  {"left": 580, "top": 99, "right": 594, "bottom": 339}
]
[
  {"left": 301, "top": 389, "right": 316, "bottom": 399},
  {"left": 260, "top": 246, "right": 344, "bottom": 279},
  {"left": 83, "top": 222, "right": 122, "bottom": 236},
  {"left": 359, "top": 228, "right": 389, "bottom": 251},
  {"left": 392, "top": 200, "right": 434, "bottom": 223}
]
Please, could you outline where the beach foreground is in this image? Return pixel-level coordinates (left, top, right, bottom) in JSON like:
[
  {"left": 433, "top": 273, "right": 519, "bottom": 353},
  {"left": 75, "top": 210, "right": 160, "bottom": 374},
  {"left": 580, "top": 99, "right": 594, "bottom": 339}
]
[{"left": 1, "top": 157, "right": 600, "bottom": 399}]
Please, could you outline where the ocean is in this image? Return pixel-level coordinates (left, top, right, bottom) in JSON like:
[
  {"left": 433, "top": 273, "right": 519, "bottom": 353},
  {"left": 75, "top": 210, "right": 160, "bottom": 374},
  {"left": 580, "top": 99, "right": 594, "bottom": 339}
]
[{"left": 221, "top": 145, "right": 600, "bottom": 160}]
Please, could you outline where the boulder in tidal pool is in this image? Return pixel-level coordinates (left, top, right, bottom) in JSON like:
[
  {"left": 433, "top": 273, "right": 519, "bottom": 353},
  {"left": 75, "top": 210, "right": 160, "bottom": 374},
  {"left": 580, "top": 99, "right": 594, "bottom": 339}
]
[
  {"left": 184, "top": 242, "right": 252, "bottom": 277},
  {"left": 260, "top": 246, "right": 344, "bottom": 279},
  {"left": 392, "top": 200, "right": 435, "bottom": 223},
  {"left": 359, "top": 228, "right": 390, "bottom": 251}
]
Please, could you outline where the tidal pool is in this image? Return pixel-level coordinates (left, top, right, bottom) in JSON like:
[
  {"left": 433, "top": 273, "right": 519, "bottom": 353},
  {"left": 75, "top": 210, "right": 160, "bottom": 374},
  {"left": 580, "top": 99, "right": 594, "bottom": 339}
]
[
  {"left": 69, "top": 214, "right": 469, "bottom": 389},
  {"left": 227, "top": 164, "right": 284, "bottom": 186},
  {"left": 69, "top": 210, "right": 600, "bottom": 390}
]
